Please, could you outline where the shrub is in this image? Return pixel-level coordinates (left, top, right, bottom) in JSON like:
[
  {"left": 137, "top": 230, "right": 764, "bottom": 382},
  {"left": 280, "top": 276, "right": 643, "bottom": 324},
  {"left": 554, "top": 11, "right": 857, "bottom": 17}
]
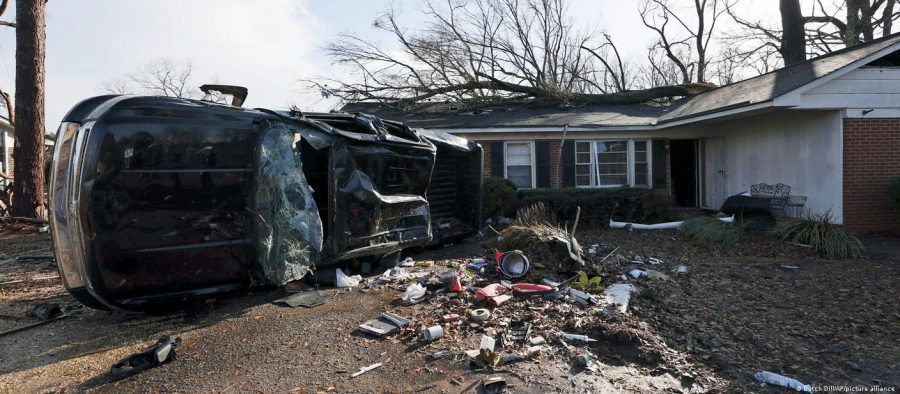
[
  {"left": 514, "top": 187, "right": 668, "bottom": 227},
  {"left": 769, "top": 210, "right": 864, "bottom": 259},
  {"left": 889, "top": 178, "right": 900, "bottom": 213},
  {"left": 679, "top": 217, "right": 743, "bottom": 245},
  {"left": 483, "top": 176, "right": 518, "bottom": 219}
]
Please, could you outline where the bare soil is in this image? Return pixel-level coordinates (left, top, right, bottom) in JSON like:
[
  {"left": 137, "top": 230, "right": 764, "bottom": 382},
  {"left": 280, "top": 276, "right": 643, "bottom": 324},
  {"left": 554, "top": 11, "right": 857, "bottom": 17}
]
[{"left": 0, "top": 222, "right": 897, "bottom": 393}]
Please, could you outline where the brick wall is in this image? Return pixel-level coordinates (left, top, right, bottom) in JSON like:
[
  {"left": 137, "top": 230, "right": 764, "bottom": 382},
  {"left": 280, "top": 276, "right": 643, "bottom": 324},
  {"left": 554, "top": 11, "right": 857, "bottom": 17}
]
[
  {"left": 843, "top": 118, "right": 900, "bottom": 233},
  {"left": 481, "top": 141, "right": 492, "bottom": 177},
  {"left": 549, "top": 140, "right": 561, "bottom": 187}
]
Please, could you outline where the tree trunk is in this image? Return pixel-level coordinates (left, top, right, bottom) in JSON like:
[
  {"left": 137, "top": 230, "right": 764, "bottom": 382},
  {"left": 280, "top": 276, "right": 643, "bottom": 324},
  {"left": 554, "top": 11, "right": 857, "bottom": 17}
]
[
  {"left": 780, "top": 0, "right": 806, "bottom": 65},
  {"left": 11, "top": 0, "right": 46, "bottom": 219}
]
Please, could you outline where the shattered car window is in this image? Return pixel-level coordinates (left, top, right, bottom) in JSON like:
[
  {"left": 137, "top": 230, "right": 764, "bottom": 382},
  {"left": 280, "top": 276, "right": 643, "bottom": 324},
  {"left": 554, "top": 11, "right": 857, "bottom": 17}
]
[{"left": 251, "top": 121, "right": 324, "bottom": 285}]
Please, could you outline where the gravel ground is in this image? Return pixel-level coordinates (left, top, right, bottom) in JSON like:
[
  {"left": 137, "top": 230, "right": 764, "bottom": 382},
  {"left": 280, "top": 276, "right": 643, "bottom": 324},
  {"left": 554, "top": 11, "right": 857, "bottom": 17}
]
[{"left": 0, "top": 222, "right": 897, "bottom": 393}]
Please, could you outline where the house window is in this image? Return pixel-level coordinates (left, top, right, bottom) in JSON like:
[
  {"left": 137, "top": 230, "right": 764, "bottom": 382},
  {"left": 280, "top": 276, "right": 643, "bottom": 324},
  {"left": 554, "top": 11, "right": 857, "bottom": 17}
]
[
  {"left": 596, "top": 141, "right": 628, "bottom": 187},
  {"left": 504, "top": 141, "right": 534, "bottom": 189},
  {"left": 633, "top": 140, "right": 649, "bottom": 187},
  {"left": 574, "top": 139, "right": 652, "bottom": 188},
  {"left": 575, "top": 141, "right": 593, "bottom": 187}
]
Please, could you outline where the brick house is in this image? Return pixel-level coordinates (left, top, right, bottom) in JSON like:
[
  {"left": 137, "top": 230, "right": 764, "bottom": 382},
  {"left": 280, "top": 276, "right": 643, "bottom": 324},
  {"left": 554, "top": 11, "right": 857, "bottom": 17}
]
[{"left": 344, "top": 33, "right": 900, "bottom": 233}]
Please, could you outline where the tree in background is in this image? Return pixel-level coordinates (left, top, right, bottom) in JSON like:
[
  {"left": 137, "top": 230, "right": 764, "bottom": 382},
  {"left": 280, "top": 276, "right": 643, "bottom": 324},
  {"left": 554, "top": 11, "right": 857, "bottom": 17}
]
[
  {"left": 638, "top": 0, "right": 727, "bottom": 84},
  {"left": 309, "top": 0, "right": 712, "bottom": 112},
  {"left": 11, "top": 0, "right": 47, "bottom": 219},
  {"left": 727, "top": 0, "right": 899, "bottom": 67}
]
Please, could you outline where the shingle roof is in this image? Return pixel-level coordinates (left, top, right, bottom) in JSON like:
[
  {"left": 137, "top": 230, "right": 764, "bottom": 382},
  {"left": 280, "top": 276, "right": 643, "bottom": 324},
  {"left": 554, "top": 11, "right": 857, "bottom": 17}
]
[
  {"left": 338, "top": 102, "right": 666, "bottom": 129},
  {"left": 339, "top": 33, "right": 900, "bottom": 129},
  {"left": 657, "top": 32, "right": 900, "bottom": 123}
]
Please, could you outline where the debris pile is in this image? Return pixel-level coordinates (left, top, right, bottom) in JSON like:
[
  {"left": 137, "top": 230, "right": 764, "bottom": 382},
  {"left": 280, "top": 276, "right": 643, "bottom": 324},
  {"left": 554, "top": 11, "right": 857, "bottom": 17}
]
[{"left": 341, "top": 228, "right": 701, "bottom": 384}]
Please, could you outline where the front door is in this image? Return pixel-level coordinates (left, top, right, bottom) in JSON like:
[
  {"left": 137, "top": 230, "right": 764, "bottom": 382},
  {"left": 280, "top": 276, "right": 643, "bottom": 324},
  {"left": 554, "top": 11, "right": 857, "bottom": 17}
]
[{"left": 703, "top": 137, "right": 726, "bottom": 210}]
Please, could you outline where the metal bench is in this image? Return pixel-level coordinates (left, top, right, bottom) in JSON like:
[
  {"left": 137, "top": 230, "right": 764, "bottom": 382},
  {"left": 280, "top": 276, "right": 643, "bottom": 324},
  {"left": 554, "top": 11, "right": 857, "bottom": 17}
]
[{"left": 750, "top": 183, "right": 791, "bottom": 216}]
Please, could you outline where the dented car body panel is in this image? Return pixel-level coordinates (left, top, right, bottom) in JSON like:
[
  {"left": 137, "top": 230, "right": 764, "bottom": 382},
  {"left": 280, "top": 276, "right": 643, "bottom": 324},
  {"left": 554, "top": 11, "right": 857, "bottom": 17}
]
[{"left": 50, "top": 96, "right": 482, "bottom": 311}]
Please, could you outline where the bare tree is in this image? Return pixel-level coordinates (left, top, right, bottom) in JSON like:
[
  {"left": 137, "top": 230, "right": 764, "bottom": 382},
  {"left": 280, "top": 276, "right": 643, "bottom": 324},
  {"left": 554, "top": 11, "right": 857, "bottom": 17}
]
[
  {"left": 728, "top": 0, "right": 900, "bottom": 66},
  {"left": 580, "top": 34, "right": 633, "bottom": 92},
  {"left": 126, "top": 59, "right": 197, "bottom": 98},
  {"left": 11, "top": 0, "right": 47, "bottom": 219},
  {"left": 639, "top": 0, "right": 728, "bottom": 84},
  {"left": 310, "top": 0, "right": 707, "bottom": 111}
]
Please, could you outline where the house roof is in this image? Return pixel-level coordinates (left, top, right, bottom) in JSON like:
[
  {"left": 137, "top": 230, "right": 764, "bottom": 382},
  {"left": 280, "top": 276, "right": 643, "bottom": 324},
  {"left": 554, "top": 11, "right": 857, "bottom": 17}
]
[
  {"left": 338, "top": 32, "right": 900, "bottom": 129},
  {"left": 657, "top": 32, "right": 900, "bottom": 123},
  {"left": 338, "top": 102, "right": 667, "bottom": 129}
]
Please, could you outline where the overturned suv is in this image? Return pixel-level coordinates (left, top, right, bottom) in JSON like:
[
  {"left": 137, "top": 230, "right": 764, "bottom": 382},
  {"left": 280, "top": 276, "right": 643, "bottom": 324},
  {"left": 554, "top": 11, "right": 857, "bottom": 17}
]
[{"left": 50, "top": 92, "right": 482, "bottom": 311}]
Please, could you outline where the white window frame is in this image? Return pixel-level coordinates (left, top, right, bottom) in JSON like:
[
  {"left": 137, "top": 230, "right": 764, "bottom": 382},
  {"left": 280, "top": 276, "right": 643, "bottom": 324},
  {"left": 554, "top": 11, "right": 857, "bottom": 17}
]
[
  {"left": 574, "top": 141, "right": 594, "bottom": 188},
  {"left": 503, "top": 140, "right": 536, "bottom": 189},
  {"left": 573, "top": 139, "right": 653, "bottom": 188}
]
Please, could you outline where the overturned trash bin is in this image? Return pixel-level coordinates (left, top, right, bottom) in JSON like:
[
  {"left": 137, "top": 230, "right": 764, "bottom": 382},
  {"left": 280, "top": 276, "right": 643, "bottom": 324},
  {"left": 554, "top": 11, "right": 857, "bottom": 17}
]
[{"left": 49, "top": 95, "right": 482, "bottom": 311}]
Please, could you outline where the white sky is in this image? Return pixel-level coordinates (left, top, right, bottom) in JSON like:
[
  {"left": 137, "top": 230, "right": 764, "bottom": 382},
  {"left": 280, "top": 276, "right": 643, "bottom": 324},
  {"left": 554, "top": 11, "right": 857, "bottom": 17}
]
[{"left": 0, "top": 0, "right": 776, "bottom": 132}]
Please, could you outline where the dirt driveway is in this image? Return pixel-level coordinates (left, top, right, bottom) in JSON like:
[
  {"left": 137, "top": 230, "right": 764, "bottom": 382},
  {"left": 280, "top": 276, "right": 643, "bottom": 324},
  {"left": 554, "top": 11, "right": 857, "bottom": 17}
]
[{"left": 0, "top": 223, "right": 897, "bottom": 393}]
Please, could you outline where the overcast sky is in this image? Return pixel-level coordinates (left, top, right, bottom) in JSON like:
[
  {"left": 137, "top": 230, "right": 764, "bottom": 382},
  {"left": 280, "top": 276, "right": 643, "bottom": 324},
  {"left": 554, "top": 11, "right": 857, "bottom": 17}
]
[{"left": 0, "top": 0, "right": 773, "bottom": 132}]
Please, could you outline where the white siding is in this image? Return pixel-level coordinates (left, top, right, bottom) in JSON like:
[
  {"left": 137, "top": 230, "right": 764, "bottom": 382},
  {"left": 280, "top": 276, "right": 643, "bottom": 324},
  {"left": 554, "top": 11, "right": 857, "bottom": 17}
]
[
  {"left": 798, "top": 67, "right": 900, "bottom": 109},
  {"left": 686, "top": 110, "right": 844, "bottom": 222}
]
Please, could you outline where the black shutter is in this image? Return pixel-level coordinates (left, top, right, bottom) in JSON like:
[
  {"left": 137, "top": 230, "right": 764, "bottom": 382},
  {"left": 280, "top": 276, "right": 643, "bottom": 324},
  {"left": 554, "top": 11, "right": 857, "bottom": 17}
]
[
  {"left": 652, "top": 139, "right": 668, "bottom": 189},
  {"left": 490, "top": 141, "right": 504, "bottom": 177},
  {"left": 561, "top": 140, "right": 575, "bottom": 187},
  {"left": 535, "top": 141, "right": 551, "bottom": 188}
]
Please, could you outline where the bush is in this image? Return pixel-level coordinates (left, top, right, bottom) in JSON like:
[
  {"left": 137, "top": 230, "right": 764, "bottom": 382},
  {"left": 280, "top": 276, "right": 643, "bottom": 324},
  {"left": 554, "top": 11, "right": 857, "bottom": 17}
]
[
  {"left": 513, "top": 187, "right": 670, "bottom": 227},
  {"left": 679, "top": 217, "right": 743, "bottom": 245},
  {"left": 889, "top": 178, "right": 900, "bottom": 213},
  {"left": 483, "top": 176, "right": 518, "bottom": 219},
  {"left": 769, "top": 210, "right": 864, "bottom": 259}
]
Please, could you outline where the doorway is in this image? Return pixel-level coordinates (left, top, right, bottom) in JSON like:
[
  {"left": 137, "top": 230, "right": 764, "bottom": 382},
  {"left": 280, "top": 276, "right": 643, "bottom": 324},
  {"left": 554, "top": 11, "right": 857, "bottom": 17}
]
[{"left": 669, "top": 139, "right": 698, "bottom": 207}]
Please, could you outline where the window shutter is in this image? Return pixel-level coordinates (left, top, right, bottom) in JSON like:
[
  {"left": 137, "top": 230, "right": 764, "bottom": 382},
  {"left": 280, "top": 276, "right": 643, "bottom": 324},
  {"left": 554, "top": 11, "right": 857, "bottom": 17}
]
[
  {"left": 490, "top": 141, "right": 504, "bottom": 177},
  {"left": 535, "top": 141, "right": 550, "bottom": 188},
  {"left": 652, "top": 139, "right": 668, "bottom": 189},
  {"left": 561, "top": 140, "right": 575, "bottom": 187}
]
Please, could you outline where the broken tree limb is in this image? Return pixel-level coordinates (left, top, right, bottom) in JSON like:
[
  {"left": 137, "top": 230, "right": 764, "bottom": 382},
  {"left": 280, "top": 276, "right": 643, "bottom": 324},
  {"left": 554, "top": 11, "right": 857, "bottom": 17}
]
[{"left": 0, "top": 314, "right": 68, "bottom": 338}]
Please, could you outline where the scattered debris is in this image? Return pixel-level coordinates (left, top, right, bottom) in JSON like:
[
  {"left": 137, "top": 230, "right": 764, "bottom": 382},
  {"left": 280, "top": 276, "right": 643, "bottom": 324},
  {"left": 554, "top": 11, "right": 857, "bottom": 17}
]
[
  {"left": 335, "top": 269, "right": 363, "bottom": 288},
  {"left": 468, "top": 308, "right": 491, "bottom": 322},
  {"left": 431, "top": 350, "right": 450, "bottom": 360},
  {"left": 754, "top": 371, "right": 812, "bottom": 393},
  {"left": 423, "top": 325, "right": 444, "bottom": 341},
  {"left": 507, "top": 321, "right": 531, "bottom": 343},
  {"left": 0, "top": 313, "right": 68, "bottom": 337},
  {"left": 562, "top": 333, "right": 598, "bottom": 343},
  {"left": 350, "top": 362, "right": 382, "bottom": 378},
  {"left": 603, "top": 284, "right": 637, "bottom": 313},
  {"left": 27, "top": 301, "right": 62, "bottom": 320},
  {"left": 358, "top": 312, "right": 409, "bottom": 336},
  {"left": 109, "top": 337, "right": 182, "bottom": 381},
  {"left": 273, "top": 290, "right": 335, "bottom": 308},
  {"left": 497, "top": 250, "right": 530, "bottom": 278},
  {"left": 481, "top": 376, "right": 507, "bottom": 394},
  {"left": 399, "top": 283, "right": 427, "bottom": 303}
]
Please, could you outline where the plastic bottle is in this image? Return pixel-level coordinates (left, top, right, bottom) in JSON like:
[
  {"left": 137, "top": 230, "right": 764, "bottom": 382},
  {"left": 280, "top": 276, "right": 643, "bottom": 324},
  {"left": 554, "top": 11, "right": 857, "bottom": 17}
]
[{"left": 562, "top": 333, "right": 597, "bottom": 343}]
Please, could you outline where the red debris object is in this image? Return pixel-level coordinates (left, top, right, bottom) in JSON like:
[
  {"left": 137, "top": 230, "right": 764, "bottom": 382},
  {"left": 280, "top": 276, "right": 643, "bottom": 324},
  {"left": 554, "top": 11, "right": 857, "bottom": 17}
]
[
  {"left": 510, "top": 283, "right": 554, "bottom": 295},
  {"left": 446, "top": 275, "right": 463, "bottom": 292},
  {"left": 489, "top": 294, "right": 513, "bottom": 306},
  {"left": 475, "top": 283, "right": 510, "bottom": 301},
  {"left": 443, "top": 313, "right": 462, "bottom": 322}
]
